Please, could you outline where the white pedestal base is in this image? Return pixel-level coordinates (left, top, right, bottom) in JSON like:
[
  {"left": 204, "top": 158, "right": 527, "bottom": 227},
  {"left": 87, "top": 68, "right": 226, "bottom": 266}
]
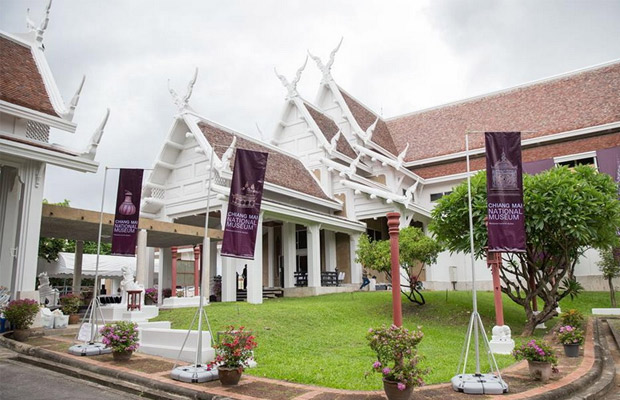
[
  {"left": 489, "top": 325, "right": 515, "bottom": 355},
  {"left": 161, "top": 296, "right": 209, "bottom": 308},
  {"left": 99, "top": 304, "right": 159, "bottom": 322},
  {"left": 592, "top": 308, "right": 620, "bottom": 315}
]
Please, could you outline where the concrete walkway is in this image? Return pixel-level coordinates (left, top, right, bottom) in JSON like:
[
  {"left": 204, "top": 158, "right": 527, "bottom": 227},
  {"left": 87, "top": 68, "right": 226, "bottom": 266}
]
[{"left": 0, "top": 318, "right": 615, "bottom": 400}]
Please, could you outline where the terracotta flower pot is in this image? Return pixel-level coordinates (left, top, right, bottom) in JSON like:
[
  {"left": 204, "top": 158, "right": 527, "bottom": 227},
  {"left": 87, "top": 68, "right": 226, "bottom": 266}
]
[
  {"left": 382, "top": 379, "right": 413, "bottom": 400},
  {"left": 527, "top": 360, "right": 552, "bottom": 382},
  {"left": 112, "top": 350, "right": 133, "bottom": 361},
  {"left": 68, "top": 314, "right": 80, "bottom": 325},
  {"left": 218, "top": 366, "right": 243, "bottom": 386},
  {"left": 563, "top": 343, "right": 580, "bottom": 357},
  {"left": 12, "top": 329, "right": 30, "bottom": 342}
]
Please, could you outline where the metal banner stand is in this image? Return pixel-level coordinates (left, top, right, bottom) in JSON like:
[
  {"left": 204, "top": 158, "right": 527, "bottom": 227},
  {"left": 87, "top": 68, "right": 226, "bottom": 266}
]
[
  {"left": 450, "top": 133, "right": 508, "bottom": 394},
  {"left": 171, "top": 144, "right": 217, "bottom": 383},
  {"left": 68, "top": 167, "right": 112, "bottom": 356}
]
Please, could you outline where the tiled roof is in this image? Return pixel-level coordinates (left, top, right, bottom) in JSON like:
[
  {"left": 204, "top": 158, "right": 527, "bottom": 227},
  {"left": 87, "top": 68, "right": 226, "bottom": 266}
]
[
  {"left": 386, "top": 61, "right": 620, "bottom": 162},
  {"left": 338, "top": 88, "right": 398, "bottom": 155},
  {"left": 198, "top": 122, "right": 335, "bottom": 203},
  {"left": 303, "top": 102, "right": 357, "bottom": 159},
  {"left": 0, "top": 35, "right": 59, "bottom": 117}
]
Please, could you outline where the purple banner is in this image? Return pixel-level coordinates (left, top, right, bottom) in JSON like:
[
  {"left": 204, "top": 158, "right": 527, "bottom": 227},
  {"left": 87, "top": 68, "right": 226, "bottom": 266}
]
[
  {"left": 221, "top": 149, "right": 268, "bottom": 260},
  {"left": 485, "top": 132, "right": 526, "bottom": 252},
  {"left": 523, "top": 158, "right": 555, "bottom": 175},
  {"left": 597, "top": 146, "right": 620, "bottom": 186},
  {"left": 112, "top": 169, "right": 144, "bottom": 256}
]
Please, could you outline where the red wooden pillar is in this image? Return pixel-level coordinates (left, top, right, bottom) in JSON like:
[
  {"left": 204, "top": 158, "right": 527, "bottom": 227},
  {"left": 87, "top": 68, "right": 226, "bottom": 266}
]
[
  {"left": 387, "top": 212, "right": 402, "bottom": 327},
  {"left": 487, "top": 250, "right": 505, "bottom": 326},
  {"left": 194, "top": 246, "right": 201, "bottom": 296},
  {"left": 171, "top": 247, "right": 178, "bottom": 296}
]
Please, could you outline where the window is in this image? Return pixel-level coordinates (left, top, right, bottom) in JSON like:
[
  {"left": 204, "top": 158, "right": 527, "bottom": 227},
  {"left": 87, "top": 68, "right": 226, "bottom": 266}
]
[
  {"left": 557, "top": 157, "right": 596, "bottom": 169},
  {"left": 366, "top": 228, "right": 383, "bottom": 242},
  {"left": 296, "top": 229, "right": 307, "bottom": 250},
  {"left": 430, "top": 191, "right": 452, "bottom": 202}
]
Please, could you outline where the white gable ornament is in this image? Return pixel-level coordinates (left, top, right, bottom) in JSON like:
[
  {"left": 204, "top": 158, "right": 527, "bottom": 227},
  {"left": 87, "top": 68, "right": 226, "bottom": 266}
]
[
  {"left": 308, "top": 37, "right": 343, "bottom": 84},
  {"left": 168, "top": 67, "right": 198, "bottom": 112},
  {"left": 274, "top": 56, "right": 308, "bottom": 99}
]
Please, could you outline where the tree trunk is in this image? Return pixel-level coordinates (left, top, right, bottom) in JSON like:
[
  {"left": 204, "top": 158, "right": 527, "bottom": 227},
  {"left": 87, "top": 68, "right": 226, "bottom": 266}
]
[{"left": 609, "top": 277, "right": 617, "bottom": 308}]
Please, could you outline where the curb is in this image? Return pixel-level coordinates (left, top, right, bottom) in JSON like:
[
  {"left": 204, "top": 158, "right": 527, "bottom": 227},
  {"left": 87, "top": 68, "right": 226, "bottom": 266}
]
[{"left": 0, "top": 333, "right": 233, "bottom": 400}]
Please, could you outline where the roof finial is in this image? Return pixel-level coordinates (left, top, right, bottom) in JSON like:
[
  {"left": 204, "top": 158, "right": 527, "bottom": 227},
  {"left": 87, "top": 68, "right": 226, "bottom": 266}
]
[
  {"left": 218, "top": 136, "right": 237, "bottom": 173},
  {"left": 357, "top": 117, "right": 379, "bottom": 145},
  {"left": 168, "top": 67, "right": 198, "bottom": 112},
  {"left": 322, "top": 130, "right": 341, "bottom": 155},
  {"left": 274, "top": 56, "right": 308, "bottom": 99},
  {"left": 26, "top": 0, "right": 52, "bottom": 49},
  {"left": 66, "top": 75, "right": 86, "bottom": 121},
  {"left": 82, "top": 108, "right": 109, "bottom": 160},
  {"left": 308, "top": 37, "right": 343, "bottom": 84}
]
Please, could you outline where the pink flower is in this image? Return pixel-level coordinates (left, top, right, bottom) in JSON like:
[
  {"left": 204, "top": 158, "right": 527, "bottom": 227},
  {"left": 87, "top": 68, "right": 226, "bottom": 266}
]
[
  {"left": 397, "top": 382, "right": 406, "bottom": 391},
  {"left": 373, "top": 361, "right": 381, "bottom": 369},
  {"left": 382, "top": 367, "right": 391, "bottom": 375}
]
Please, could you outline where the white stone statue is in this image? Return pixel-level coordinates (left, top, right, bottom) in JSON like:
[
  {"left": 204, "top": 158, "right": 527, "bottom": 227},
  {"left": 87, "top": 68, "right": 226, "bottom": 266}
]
[
  {"left": 120, "top": 266, "right": 144, "bottom": 306},
  {"left": 37, "top": 272, "right": 59, "bottom": 306}
]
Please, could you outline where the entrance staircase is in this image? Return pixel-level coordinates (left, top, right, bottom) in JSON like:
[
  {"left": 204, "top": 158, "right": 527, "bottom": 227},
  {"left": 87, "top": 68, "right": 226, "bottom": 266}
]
[{"left": 236, "top": 287, "right": 284, "bottom": 302}]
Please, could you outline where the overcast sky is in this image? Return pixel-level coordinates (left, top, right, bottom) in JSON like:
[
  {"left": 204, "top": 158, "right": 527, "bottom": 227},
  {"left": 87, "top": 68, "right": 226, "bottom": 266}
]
[{"left": 2, "top": 0, "right": 620, "bottom": 213}]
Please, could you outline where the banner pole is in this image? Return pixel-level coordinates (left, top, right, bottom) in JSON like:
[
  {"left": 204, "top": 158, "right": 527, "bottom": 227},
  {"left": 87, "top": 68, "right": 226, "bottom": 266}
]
[{"left": 90, "top": 166, "right": 108, "bottom": 342}]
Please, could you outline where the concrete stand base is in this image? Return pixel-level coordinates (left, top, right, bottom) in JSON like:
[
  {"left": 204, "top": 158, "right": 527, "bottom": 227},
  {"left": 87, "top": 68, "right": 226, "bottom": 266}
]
[
  {"left": 170, "top": 365, "right": 218, "bottom": 383},
  {"left": 99, "top": 305, "right": 159, "bottom": 322},
  {"left": 592, "top": 308, "right": 620, "bottom": 315},
  {"left": 451, "top": 373, "right": 508, "bottom": 394},
  {"left": 68, "top": 342, "right": 112, "bottom": 356}
]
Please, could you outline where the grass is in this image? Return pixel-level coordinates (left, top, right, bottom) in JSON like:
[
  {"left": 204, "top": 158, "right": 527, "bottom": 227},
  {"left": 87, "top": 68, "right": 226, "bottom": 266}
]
[{"left": 152, "top": 290, "right": 608, "bottom": 390}]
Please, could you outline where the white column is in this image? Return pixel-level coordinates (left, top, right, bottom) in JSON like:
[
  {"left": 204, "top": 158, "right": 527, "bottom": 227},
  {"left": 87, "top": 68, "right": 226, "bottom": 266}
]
[
  {"left": 267, "top": 226, "right": 274, "bottom": 287},
  {"left": 0, "top": 167, "right": 20, "bottom": 290},
  {"left": 201, "top": 238, "right": 211, "bottom": 301},
  {"left": 72, "top": 240, "right": 84, "bottom": 294},
  {"left": 146, "top": 247, "right": 155, "bottom": 288},
  {"left": 282, "top": 222, "right": 296, "bottom": 288},
  {"left": 350, "top": 233, "right": 362, "bottom": 285},
  {"left": 307, "top": 224, "right": 321, "bottom": 288},
  {"left": 247, "top": 213, "right": 264, "bottom": 304},
  {"left": 15, "top": 161, "right": 45, "bottom": 299},
  {"left": 220, "top": 204, "right": 237, "bottom": 302},
  {"left": 324, "top": 230, "right": 337, "bottom": 272},
  {"left": 135, "top": 229, "right": 148, "bottom": 287},
  {"left": 159, "top": 247, "right": 172, "bottom": 306}
]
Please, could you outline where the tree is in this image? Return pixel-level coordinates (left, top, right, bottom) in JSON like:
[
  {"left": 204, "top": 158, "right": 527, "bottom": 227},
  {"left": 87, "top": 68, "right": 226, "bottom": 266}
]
[
  {"left": 598, "top": 248, "right": 620, "bottom": 307},
  {"left": 356, "top": 226, "right": 442, "bottom": 305},
  {"left": 430, "top": 166, "right": 620, "bottom": 335}
]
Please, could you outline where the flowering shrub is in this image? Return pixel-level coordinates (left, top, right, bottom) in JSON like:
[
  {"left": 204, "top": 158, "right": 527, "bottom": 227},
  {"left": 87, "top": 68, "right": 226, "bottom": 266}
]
[
  {"left": 145, "top": 288, "right": 158, "bottom": 303},
  {"left": 99, "top": 321, "right": 140, "bottom": 353},
  {"left": 212, "top": 326, "right": 257, "bottom": 369},
  {"left": 513, "top": 339, "right": 558, "bottom": 370},
  {"left": 366, "top": 325, "right": 428, "bottom": 390},
  {"left": 59, "top": 293, "right": 82, "bottom": 315},
  {"left": 557, "top": 325, "right": 584, "bottom": 345},
  {"left": 4, "top": 299, "right": 40, "bottom": 330},
  {"left": 560, "top": 309, "right": 585, "bottom": 329}
]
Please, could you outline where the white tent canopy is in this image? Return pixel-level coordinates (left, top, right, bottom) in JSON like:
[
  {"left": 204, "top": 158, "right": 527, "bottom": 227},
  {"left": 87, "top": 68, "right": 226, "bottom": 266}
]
[{"left": 37, "top": 252, "right": 159, "bottom": 280}]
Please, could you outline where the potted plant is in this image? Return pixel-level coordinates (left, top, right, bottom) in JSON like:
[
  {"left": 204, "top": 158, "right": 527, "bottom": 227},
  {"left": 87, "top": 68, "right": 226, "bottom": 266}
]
[
  {"left": 366, "top": 325, "right": 428, "bottom": 400},
  {"left": 513, "top": 339, "right": 558, "bottom": 382},
  {"left": 212, "top": 326, "right": 257, "bottom": 385},
  {"left": 144, "top": 288, "right": 157, "bottom": 305},
  {"left": 4, "top": 299, "right": 40, "bottom": 342},
  {"left": 59, "top": 293, "right": 82, "bottom": 324},
  {"left": 557, "top": 325, "right": 584, "bottom": 357},
  {"left": 99, "top": 321, "right": 140, "bottom": 361}
]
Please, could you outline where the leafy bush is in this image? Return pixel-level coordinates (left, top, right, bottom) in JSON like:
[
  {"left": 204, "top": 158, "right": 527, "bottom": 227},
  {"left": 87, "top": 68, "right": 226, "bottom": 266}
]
[
  {"left": 560, "top": 309, "right": 585, "bottom": 329},
  {"left": 162, "top": 288, "right": 172, "bottom": 299},
  {"left": 366, "top": 325, "right": 428, "bottom": 390},
  {"left": 212, "top": 326, "right": 257, "bottom": 369},
  {"left": 99, "top": 321, "right": 140, "bottom": 353},
  {"left": 145, "top": 288, "right": 157, "bottom": 303},
  {"left": 59, "top": 293, "right": 82, "bottom": 315},
  {"left": 4, "top": 299, "right": 40, "bottom": 330}
]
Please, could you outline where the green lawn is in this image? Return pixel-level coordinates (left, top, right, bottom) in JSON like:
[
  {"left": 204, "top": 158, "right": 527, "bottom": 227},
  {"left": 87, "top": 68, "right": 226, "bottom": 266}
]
[{"left": 152, "top": 290, "right": 608, "bottom": 390}]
